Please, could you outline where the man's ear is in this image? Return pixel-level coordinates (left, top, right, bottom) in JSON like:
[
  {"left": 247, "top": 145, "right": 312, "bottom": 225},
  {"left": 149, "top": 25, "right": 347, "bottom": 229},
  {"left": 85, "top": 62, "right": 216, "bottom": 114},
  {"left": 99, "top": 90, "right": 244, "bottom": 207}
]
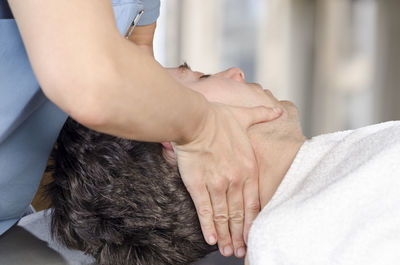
[{"left": 161, "top": 142, "right": 178, "bottom": 166}]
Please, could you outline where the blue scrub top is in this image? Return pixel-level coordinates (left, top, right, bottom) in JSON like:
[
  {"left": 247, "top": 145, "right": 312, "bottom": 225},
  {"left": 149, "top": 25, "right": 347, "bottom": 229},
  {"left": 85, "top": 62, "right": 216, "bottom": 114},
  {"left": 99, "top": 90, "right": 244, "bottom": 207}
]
[{"left": 0, "top": 0, "right": 160, "bottom": 235}]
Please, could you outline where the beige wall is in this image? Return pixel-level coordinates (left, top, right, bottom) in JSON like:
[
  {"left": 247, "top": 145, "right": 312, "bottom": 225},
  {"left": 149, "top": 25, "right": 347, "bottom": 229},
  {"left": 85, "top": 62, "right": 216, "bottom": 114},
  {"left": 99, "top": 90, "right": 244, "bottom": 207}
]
[
  {"left": 256, "top": 0, "right": 388, "bottom": 137},
  {"left": 374, "top": 1, "right": 400, "bottom": 123},
  {"left": 155, "top": 0, "right": 400, "bottom": 137}
]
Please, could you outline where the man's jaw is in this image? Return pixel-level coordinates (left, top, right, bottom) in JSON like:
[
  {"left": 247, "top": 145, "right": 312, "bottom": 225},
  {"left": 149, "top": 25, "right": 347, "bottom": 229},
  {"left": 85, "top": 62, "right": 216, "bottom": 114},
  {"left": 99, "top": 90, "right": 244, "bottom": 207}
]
[{"left": 249, "top": 122, "right": 306, "bottom": 209}]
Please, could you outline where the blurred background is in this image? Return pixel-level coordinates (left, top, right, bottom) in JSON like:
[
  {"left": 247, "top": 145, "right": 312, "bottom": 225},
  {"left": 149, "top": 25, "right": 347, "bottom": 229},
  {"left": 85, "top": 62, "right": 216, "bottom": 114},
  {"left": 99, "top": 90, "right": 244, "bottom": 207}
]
[
  {"left": 153, "top": 0, "right": 400, "bottom": 138},
  {"left": 30, "top": 1, "right": 400, "bottom": 264}
]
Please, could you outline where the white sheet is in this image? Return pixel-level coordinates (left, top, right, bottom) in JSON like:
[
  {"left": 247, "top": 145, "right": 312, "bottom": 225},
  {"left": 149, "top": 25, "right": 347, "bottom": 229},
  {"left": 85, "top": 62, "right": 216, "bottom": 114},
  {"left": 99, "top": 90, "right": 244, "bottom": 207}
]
[{"left": 248, "top": 121, "right": 400, "bottom": 265}]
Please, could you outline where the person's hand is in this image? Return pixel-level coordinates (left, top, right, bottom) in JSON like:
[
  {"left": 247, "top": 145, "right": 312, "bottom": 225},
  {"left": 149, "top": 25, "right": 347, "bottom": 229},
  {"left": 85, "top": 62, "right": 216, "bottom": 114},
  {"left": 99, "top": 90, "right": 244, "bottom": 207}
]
[{"left": 173, "top": 102, "right": 282, "bottom": 258}]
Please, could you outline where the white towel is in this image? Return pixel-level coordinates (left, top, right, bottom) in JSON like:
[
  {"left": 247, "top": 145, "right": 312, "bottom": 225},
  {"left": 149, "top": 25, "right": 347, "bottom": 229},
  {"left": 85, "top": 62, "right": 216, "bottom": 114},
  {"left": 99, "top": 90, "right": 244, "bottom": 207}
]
[{"left": 248, "top": 121, "right": 400, "bottom": 265}]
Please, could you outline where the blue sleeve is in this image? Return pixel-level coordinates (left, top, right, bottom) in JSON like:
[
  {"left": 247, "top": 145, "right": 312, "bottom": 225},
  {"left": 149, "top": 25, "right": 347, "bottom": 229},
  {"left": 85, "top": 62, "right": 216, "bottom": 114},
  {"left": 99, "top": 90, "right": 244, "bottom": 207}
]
[
  {"left": 0, "top": 17, "right": 68, "bottom": 236},
  {"left": 137, "top": 0, "right": 160, "bottom": 26}
]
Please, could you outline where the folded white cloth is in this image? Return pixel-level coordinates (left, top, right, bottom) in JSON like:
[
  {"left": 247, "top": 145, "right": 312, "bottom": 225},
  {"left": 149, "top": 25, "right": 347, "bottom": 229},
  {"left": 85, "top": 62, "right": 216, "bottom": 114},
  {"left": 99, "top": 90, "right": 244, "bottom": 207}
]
[{"left": 248, "top": 121, "right": 400, "bottom": 265}]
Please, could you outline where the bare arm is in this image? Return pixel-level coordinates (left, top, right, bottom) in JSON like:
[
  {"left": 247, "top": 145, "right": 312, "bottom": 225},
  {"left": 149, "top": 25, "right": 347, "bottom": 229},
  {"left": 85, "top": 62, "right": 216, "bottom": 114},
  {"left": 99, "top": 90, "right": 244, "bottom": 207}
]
[
  {"left": 9, "top": 0, "right": 280, "bottom": 257},
  {"left": 8, "top": 0, "right": 204, "bottom": 143},
  {"left": 128, "top": 22, "right": 157, "bottom": 57}
]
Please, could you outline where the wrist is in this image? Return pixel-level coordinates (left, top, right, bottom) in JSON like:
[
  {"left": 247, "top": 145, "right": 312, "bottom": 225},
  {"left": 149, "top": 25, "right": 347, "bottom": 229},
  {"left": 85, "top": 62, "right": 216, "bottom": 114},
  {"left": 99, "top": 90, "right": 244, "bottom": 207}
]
[{"left": 174, "top": 91, "right": 212, "bottom": 145}]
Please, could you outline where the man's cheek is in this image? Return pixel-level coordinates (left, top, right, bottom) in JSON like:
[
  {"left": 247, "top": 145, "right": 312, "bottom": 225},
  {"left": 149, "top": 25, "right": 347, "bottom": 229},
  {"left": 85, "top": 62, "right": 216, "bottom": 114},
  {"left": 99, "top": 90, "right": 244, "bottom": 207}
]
[
  {"left": 204, "top": 90, "right": 241, "bottom": 106},
  {"left": 191, "top": 82, "right": 256, "bottom": 107},
  {"left": 190, "top": 84, "right": 225, "bottom": 103}
]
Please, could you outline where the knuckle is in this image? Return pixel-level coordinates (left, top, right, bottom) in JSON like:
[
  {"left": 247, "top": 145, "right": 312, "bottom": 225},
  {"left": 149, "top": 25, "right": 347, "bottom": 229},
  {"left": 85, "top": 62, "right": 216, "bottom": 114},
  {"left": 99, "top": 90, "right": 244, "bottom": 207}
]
[
  {"left": 185, "top": 181, "right": 203, "bottom": 195},
  {"left": 197, "top": 206, "right": 213, "bottom": 219},
  {"left": 226, "top": 170, "right": 238, "bottom": 182},
  {"left": 229, "top": 211, "right": 244, "bottom": 223},
  {"left": 213, "top": 213, "right": 229, "bottom": 224},
  {"left": 210, "top": 178, "right": 229, "bottom": 193},
  {"left": 228, "top": 174, "right": 242, "bottom": 187},
  {"left": 212, "top": 184, "right": 226, "bottom": 194},
  {"left": 246, "top": 200, "right": 260, "bottom": 213},
  {"left": 229, "top": 181, "right": 242, "bottom": 191},
  {"left": 242, "top": 158, "right": 256, "bottom": 173}
]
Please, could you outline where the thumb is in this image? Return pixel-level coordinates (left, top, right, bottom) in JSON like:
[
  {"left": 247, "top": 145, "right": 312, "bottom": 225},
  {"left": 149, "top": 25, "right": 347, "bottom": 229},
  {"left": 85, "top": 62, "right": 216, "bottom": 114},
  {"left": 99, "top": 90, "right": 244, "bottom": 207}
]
[{"left": 233, "top": 105, "right": 283, "bottom": 128}]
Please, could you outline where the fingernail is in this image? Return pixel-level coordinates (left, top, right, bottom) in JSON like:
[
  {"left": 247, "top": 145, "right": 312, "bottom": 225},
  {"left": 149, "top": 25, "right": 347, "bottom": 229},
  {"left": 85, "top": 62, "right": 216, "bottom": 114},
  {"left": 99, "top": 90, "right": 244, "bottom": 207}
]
[
  {"left": 273, "top": 107, "right": 282, "bottom": 114},
  {"left": 237, "top": 247, "right": 246, "bottom": 258},
  {"left": 224, "top": 246, "right": 233, "bottom": 256},
  {"left": 208, "top": 235, "right": 216, "bottom": 245}
]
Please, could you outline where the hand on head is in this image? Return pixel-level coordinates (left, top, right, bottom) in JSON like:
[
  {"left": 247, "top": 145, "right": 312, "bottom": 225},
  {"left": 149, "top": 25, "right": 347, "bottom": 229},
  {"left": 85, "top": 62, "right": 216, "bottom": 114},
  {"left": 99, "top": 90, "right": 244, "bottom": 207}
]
[
  {"left": 164, "top": 65, "right": 285, "bottom": 258},
  {"left": 48, "top": 64, "right": 299, "bottom": 264}
]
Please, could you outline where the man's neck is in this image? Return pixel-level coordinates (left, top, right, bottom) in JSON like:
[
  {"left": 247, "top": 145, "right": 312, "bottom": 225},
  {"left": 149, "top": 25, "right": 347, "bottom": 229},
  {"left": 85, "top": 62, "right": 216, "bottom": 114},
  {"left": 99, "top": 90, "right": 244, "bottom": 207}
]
[{"left": 249, "top": 124, "right": 306, "bottom": 209}]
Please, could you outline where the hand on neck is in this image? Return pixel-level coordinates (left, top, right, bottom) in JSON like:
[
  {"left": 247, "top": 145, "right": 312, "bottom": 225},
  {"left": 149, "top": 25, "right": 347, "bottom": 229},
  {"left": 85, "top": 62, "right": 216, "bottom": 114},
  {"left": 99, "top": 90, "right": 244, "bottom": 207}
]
[{"left": 161, "top": 101, "right": 306, "bottom": 210}]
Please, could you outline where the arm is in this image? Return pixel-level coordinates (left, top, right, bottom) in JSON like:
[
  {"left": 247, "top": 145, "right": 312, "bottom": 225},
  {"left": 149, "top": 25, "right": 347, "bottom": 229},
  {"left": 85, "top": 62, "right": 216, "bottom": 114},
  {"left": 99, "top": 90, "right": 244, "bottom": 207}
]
[
  {"left": 9, "top": 0, "right": 280, "bottom": 257},
  {"left": 8, "top": 0, "right": 203, "bottom": 143},
  {"left": 128, "top": 23, "right": 157, "bottom": 57}
]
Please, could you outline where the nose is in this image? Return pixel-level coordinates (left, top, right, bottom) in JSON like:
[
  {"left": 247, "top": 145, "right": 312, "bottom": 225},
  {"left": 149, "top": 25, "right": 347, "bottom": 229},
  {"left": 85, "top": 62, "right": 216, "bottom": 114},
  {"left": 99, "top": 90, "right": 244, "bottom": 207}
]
[{"left": 216, "top": 67, "right": 245, "bottom": 82}]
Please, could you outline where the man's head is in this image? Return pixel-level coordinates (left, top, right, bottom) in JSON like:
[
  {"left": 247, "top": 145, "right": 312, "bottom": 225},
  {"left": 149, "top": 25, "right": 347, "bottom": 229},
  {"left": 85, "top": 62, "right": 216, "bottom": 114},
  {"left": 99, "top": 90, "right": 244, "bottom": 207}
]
[
  {"left": 48, "top": 65, "right": 304, "bottom": 265},
  {"left": 163, "top": 64, "right": 304, "bottom": 161},
  {"left": 164, "top": 65, "right": 305, "bottom": 209},
  {"left": 167, "top": 64, "right": 280, "bottom": 110},
  {"left": 48, "top": 118, "right": 216, "bottom": 265}
]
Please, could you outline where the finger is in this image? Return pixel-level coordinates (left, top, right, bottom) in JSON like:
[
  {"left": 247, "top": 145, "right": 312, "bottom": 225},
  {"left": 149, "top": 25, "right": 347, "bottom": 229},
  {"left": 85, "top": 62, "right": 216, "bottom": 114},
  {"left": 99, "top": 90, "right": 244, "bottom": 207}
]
[
  {"left": 227, "top": 181, "right": 246, "bottom": 258},
  {"left": 243, "top": 178, "right": 261, "bottom": 245},
  {"left": 161, "top": 146, "right": 178, "bottom": 166},
  {"left": 233, "top": 106, "right": 283, "bottom": 128},
  {"left": 161, "top": 141, "right": 174, "bottom": 151},
  {"left": 208, "top": 180, "right": 233, "bottom": 257},
  {"left": 188, "top": 183, "right": 218, "bottom": 246}
]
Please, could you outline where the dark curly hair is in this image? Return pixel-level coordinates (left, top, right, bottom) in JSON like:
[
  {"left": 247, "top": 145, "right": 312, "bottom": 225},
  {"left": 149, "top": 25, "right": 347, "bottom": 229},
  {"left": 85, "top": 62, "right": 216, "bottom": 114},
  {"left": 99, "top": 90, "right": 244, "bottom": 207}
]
[{"left": 47, "top": 118, "right": 217, "bottom": 265}]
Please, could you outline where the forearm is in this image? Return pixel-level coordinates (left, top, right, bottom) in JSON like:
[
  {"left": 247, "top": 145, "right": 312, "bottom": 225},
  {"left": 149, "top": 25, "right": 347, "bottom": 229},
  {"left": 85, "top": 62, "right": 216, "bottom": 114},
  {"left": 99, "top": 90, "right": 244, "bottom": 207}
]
[
  {"left": 9, "top": 0, "right": 207, "bottom": 143},
  {"left": 81, "top": 39, "right": 209, "bottom": 143},
  {"left": 47, "top": 37, "right": 208, "bottom": 143}
]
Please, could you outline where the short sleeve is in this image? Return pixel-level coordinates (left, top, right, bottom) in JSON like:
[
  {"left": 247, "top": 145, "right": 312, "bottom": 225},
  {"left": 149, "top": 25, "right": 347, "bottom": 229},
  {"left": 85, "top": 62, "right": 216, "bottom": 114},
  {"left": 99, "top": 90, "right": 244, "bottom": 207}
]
[{"left": 137, "top": 0, "right": 160, "bottom": 26}]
